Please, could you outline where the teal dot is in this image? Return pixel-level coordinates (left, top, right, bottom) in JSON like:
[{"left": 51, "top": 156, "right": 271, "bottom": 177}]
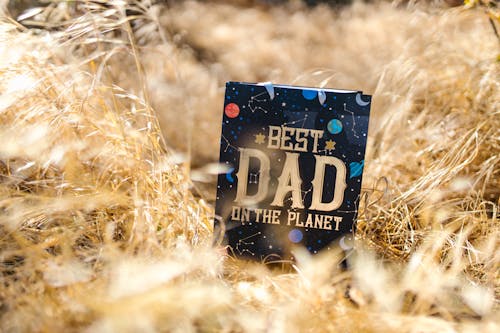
[
  {"left": 327, "top": 119, "right": 343, "bottom": 134},
  {"left": 302, "top": 89, "right": 317, "bottom": 100}
]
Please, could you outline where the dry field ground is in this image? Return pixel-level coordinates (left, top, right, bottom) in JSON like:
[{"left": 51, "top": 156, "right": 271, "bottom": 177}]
[{"left": 0, "top": 1, "right": 498, "bottom": 332}]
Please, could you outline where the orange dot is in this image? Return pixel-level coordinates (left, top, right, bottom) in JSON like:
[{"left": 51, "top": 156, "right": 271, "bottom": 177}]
[{"left": 224, "top": 103, "right": 240, "bottom": 118}]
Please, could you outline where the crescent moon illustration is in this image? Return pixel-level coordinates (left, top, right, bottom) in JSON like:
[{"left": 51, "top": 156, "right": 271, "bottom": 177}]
[
  {"left": 226, "top": 168, "right": 235, "bottom": 183},
  {"left": 259, "top": 81, "right": 275, "bottom": 100},
  {"left": 339, "top": 236, "right": 352, "bottom": 250},
  {"left": 355, "top": 93, "right": 370, "bottom": 106},
  {"left": 318, "top": 90, "right": 326, "bottom": 105}
]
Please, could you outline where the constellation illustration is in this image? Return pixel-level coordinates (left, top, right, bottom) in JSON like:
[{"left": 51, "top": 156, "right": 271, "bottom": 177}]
[
  {"left": 248, "top": 91, "right": 270, "bottom": 113},
  {"left": 249, "top": 171, "right": 260, "bottom": 184},
  {"left": 235, "top": 231, "right": 262, "bottom": 256},
  {"left": 221, "top": 134, "right": 240, "bottom": 153},
  {"left": 343, "top": 102, "right": 360, "bottom": 139}
]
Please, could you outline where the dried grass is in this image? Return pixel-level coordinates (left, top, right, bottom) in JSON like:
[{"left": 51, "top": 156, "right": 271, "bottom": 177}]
[{"left": 0, "top": 1, "right": 498, "bottom": 332}]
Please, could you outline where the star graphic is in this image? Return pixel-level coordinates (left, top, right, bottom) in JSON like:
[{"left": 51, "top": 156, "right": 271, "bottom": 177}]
[
  {"left": 255, "top": 133, "right": 266, "bottom": 144},
  {"left": 325, "top": 140, "right": 336, "bottom": 151}
]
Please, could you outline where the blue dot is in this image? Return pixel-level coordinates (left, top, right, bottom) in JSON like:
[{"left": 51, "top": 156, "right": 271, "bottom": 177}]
[
  {"left": 288, "top": 229, "right": 303, "bottom": 243},
  {"left": 302, "top": 89, "right": 317, "bottom": 100},
  {"left": 327, "top": 119, "right": 343, "bottom": 134}
]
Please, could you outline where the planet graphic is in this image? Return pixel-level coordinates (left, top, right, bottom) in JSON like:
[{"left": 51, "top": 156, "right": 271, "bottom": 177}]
[
  {"left": 302, "top": 89, "right": 317, "bottom": 100},
  {"left": 349, "top": 160, "right": 364, "bottom": 178},
  {"left": 327, "top": 119, "right": 343, "bottom": 134},
  {"left": 224, "top": 103, "right": 240, "bottom": 118},
  {"left": 288, "top": 229, "right": 303, "bottom": 243}
]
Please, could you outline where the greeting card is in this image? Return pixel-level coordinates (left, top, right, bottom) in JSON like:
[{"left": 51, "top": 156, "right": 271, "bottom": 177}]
[{"left": 215, "top": 82, "right": 371, "bottom": 260}]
